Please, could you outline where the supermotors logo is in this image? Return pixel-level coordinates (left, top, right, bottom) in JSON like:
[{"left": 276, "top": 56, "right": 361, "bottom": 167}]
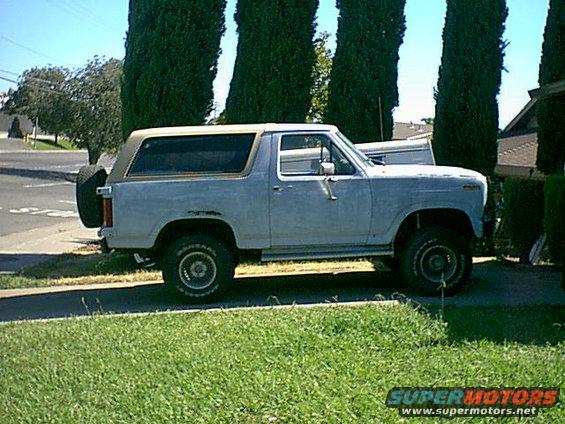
[{"left": 386, "top": 387, "right": 560, "bottom": 417}]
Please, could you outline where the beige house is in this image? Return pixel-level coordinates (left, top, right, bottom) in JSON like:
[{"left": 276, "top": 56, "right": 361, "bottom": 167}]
[{"left": 495, "top": 80, "right": 565, "bottom": 180}]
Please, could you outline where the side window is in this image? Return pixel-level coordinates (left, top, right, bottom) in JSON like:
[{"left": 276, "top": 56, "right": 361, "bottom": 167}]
[
  {"left": 279, "top": 134, "right": 356, "bottom": 176},
  {"left": 128, "top": 133, "right": 256, "bottom": 176}
]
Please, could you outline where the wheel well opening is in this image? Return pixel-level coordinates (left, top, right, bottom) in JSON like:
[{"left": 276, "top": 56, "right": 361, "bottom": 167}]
[
  {"left": 153, "top": 219, "right": 237, "bottom": 257},
  {"left": 394, "top": 209, "right": 474, "bottom": 254}
]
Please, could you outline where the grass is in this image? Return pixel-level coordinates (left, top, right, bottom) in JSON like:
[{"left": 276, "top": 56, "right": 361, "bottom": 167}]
[
  {"left": 26, "top": 136, "right": 77, "bottom": 150},
  {"left": 0, "top": 304, "right": 562, "bottom": 423},
  {"left": 0, "top": 249, "right": 375, "bottom": 290},
  {"left": 0, "top": 305, "right": 565, "bottom": 423}
]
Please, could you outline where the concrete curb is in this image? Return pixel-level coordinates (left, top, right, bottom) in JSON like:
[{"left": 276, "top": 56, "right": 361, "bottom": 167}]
[{"left": 0, "top": 299, "right": 401, "bottom": 325}]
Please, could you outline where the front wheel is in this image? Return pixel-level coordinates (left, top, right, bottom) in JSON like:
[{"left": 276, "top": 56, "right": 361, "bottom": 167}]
[
  {"left": 400, "top": 228, "right": 472, "bottom": 296},
  {"left": 162, "top": 235, "right": 234, "bottom": 303}
]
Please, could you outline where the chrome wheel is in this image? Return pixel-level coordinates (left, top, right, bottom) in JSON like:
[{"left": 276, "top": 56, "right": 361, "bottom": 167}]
[
  {"left": 419, "top": 245, "right": 458, "bottom": 283},
  {"left": 178, "top": 252, "right": 218, "bottom": 290}
]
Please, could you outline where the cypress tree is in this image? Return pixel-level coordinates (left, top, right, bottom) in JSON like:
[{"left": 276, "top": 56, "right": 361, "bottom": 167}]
[
  {"left": 122, "top": 0, "right": 226, "bottom": 138},
  {"left": 536, "top": 0, "right": 565, "bottom": 175},
  {"left": 432, "top": 0, "right": 507, "bottom": 176},
  {"left": 326, "top": 0, "right": 406, "bottom": 142},
  {"left": 224, "top": 0, "right": 319, "bottom": 123}
]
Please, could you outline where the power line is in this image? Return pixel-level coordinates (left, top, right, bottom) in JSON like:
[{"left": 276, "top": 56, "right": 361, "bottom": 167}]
[
  {"left": 0, "top": 69, "right": 68, "bottom": 87},
  {"left": 0, "top": 68, "right": 20, "bottom": 77},
  {"left": 65, "top": 0, "right": 122, "bottom": 32},
  {"left": 0, "top": 35, "right": 70, "bottom": 65},
  {"left": 0, "top": 75, "right": 18, "bottom": 85},
  {"left": 46, "top": 0, "right": 122, "bottom": 34},
  {"left": 0, "top": 76, "right": 67, "bottom": 96}
]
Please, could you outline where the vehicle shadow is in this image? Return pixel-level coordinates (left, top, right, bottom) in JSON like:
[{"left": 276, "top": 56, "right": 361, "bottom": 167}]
[
  {"left": 0, "top": 253, "right": 61, "bottom": 273},
  {"left": 0, "top": 271, "right": 402, "bottom": 322},
  {"left": 1, "top": 262, "right": 562, "bottom": 346}
]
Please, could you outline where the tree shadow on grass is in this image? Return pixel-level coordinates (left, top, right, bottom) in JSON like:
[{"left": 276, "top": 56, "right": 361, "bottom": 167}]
[{"left": 427, "top": 304, "right": 564, "bottom": 346}]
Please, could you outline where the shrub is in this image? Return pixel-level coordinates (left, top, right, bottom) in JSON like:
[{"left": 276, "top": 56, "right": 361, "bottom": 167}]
[
  {"left": 122, "top": 0, "right": 226, "bottom": 138},
  {"left": 502, "top": 178, "right": 544, "bottom": 260},
  {"left": 433, "top": 0, "right": 508, "bottom": 176},
  {"left": 544, "top": 175, "right": 565, "bottom": 262},
  {"left": 8, "top": 117, "right": 23, "bottom": 138},
  {"left": 225, "top": 0, "right": 319, "bottom": 124}
]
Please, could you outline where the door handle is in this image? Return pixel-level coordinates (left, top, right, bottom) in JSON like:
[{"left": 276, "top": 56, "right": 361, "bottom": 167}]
[{"left": 273, "top": 185, "right": 293, "bottom": 191}]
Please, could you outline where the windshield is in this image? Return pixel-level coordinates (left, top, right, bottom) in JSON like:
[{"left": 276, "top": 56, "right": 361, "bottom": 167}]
[{"left": 335, "top": 132, "right": 376, "bottom": 167}]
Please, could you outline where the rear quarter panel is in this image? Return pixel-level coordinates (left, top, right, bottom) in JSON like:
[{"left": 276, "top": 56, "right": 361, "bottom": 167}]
[{"left": 106, "top": 135, "right": 272, "bottom": 250}]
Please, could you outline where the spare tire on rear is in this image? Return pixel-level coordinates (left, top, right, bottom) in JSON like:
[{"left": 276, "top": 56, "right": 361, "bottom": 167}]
[{"left": 76, "top": 165, "right": 107, "bottom": 228}]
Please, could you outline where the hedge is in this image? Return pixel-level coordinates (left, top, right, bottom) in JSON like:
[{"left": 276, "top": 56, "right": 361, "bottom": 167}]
[
  {"left": 503, "top": 178, "right": 545, "bottom": 260},
  {"left": 544, "top": 175, "right": 565, "bottom": 262}
]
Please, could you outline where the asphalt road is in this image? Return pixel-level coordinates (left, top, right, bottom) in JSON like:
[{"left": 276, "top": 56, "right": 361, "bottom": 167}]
[
  {"left": 0, "top": 138, "right": 113, "bottom": 236},
  {"left": 0, "top": 261, "right": 562, "bottom": 322}
]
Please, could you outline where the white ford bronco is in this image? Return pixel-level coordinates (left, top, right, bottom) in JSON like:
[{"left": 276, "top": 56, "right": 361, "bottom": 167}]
[{"left": 76, "top": 124, "right": 488, "bottom": 303}]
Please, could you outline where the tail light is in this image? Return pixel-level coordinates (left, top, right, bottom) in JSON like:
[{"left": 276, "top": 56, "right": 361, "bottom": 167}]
[{"left": 103, "top": 198, "right": 113, "bottom": 227}]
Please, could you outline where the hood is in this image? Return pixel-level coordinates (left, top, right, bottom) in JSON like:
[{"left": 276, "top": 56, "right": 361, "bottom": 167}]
[{"left": 366, "top": 164, "right": 486, "bottom": 182}]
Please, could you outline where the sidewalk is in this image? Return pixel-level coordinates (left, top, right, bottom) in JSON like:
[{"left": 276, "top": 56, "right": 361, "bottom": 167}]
[{"left": 0, "top": 220, "right": 98, "bottom": 272}]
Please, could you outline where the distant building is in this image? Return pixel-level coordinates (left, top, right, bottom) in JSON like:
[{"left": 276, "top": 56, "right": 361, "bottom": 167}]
[
  {"left": 495, "top": 80, "right": 565, "bottom": 180},
  {"left": 392, "top": 121, "right": 433, "bottom": 141}
]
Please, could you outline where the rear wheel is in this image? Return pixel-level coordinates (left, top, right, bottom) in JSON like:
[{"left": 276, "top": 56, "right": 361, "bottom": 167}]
[
  {"left": 400, "top": 227, "right": 472, "bottom": 296},
  {"left": 162, "top": 235, "right": 234, "bottom": 303}
]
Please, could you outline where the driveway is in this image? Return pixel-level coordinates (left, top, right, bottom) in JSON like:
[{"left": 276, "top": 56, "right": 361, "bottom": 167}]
[{"left": 0, "top": 260, "right": 562, "bottom": 322}]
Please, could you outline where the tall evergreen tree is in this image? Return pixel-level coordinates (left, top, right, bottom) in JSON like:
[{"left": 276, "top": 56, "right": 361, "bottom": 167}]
[
  {"left": 432, "top": 0, "right": 507, "bottom": 176},
  {"left": 326, "top": 0, "right": 406, "bottom": 142},
  {"left": 122, "top": 0, "right": 226, "bottom": 138},
  {"left": 536, "top": 0, "right": 565, "bottom": 175},
  {"left": 225, "top": 0, "right": 319, "bottom": 123}
]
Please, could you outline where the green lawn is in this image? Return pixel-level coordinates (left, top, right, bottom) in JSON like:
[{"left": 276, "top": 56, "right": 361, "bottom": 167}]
[
  {"left": 0, "top": 304, "right": 562, "bottom": 423},
  {"left": 27, "top": 137, "right": 77, "bottom": 150}
]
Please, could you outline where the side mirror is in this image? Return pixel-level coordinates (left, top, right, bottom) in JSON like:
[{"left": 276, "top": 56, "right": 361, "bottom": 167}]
[{"left": 320, "top": 162, "right": 335, "bottom": 176}]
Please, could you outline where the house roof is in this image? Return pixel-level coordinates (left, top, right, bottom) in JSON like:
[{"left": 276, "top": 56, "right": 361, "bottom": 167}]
[
  {"left": 503, "top": 79, "right": 565, "bottom": 133},
  {"left": 495, "top": 131, "right": 544, "bottom": 180},
  {"left": 392, "top": 122, "right": 433, "bottom": 140}
]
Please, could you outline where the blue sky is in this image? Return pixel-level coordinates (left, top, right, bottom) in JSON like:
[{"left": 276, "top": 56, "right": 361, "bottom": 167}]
[{"left": 0, "top": 0, "right": 550, "bottom": 127}]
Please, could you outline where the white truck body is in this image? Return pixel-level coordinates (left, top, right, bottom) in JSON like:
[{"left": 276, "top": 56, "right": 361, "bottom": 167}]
[
  {"left": 99, "top": 124, "right": 486, "bottom": 256},
  {"left": 77, "top": 123, "right": 488, "bottom": 301}
]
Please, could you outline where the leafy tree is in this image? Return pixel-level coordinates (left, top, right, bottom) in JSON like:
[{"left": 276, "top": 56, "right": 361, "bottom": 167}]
[
  {"left": 432, "top": 0, "right": 508, "bottom": 176},
  {"left": 307, "top": 32, "right": 333, "bottom": 123},
  {"left": 225, "top": 0, "right": 319, "bottom": 123},
  {"left": 122, "top": 0, "right": 226, "bottom": 138},
  {"left": 2, "top": 67, "right": 72, "bottom": 143},
  {"left": 326, "top": 0, "right": 406, "bottom": 142},
  {"left": 536, "top": 0, "right": 565, "bottom": 175},
  {"left": 67, "top": 57, "right": 123, "bottom": 164}
]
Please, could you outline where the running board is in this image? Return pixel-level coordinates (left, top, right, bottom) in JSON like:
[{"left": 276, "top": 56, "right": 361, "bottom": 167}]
[{"left": 261, "top": 245, "right": 393, "bottom": 262}]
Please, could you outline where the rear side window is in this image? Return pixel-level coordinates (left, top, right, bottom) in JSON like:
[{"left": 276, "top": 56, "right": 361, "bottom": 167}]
[{"left": 128, "top": 133, "right": 256, "bottom": 176}]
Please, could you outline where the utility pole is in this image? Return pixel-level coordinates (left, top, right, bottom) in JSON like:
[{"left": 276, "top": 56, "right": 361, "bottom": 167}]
[
  {"left": 378, "top": 96, "right": 384, "bottom": 141},
  {"left": 32, "top": 116, "right": 38, "bottom": 147}
]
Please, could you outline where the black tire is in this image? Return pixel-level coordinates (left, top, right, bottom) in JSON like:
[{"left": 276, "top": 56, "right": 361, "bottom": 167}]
[
  {"left": 400, "top": 227, "right": 472, "bottom": 296},
  {"left": 162, "top": 235, "right": 234, "bottom": 303},
  {"left": 76, "top": 165, "right": 107, "bottom": 228}
]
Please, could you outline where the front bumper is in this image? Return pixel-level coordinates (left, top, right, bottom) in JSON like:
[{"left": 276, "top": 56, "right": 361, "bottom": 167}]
[{"left": 482, "top": 214, "right": 495, "bottom": 238}]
